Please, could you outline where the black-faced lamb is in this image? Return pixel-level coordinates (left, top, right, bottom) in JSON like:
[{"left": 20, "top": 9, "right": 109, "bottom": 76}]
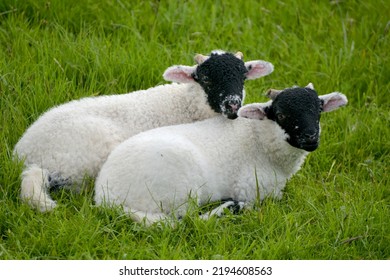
[
  {"left": 94, "top": 83, "right": 348, "bottom": 226},
  {"left": 14, "top": 50, "right": 274, "bottom": 212}
]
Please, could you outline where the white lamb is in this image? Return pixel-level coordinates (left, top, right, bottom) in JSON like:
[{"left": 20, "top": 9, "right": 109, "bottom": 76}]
[
  {"left": 94, "top": 83, "right": 348, "bottom": 226},
  {"left": 14, "top": 50, "right": 274, "bottom": 212}
]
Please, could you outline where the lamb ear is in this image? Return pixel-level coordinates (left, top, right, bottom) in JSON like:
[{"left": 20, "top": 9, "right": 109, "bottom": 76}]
[
  {"left": 305, "top": 83, "right": 314, "bottom": 89},
  {"left": 244, "top": 60, "right": 274, "bottom": 80},
  {"left": 235, "top": 51, "right": 244, "bottom": 59},
  {"left": 266, "top": 88, "right": 283, "bottom": 100},
  {"left": 163, "top": 65, "right": 197, "bottom": 83},
  {"left": 238, "top": 103, "right": 267, "bottom": 120},
  {"left": 320, "top": 92, "right": 348, "bottom": 112},
  {"left": 194, "top": 54, "right": 209, "bottom": 64}
]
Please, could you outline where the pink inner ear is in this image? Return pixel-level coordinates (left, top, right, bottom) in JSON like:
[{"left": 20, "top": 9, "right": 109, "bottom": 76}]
[
  {"left": 245, "top": 60, "right": 274, "bottom": 80},
  {"left": 324, "top": 99, "right": 343, "bottom": 111},
  {"left": 165, "top": 71, "right": 191, "bottom": 82},
  {"left": 322, "top": 93, "right": 348, "bottom": 112},
  {"left": 238, "top": 105, "right": 267, "bottom": 120},
  {"left": 163, "top": 66, "right": 196, "bottom": 83}
]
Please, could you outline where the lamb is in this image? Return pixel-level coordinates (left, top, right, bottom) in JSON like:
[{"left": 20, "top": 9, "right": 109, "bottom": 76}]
[
  {"left": 14, "top": 50, "right": 274, "bottom": 212},
  {"left": 94, "top": 83, "right": 348, "bottom": 226}
]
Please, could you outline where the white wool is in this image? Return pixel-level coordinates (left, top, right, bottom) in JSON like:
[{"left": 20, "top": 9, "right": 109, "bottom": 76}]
[
  {"left": 14, "top": 51, "right": 274, "bottom": 212},
  {"left": 14, "top": 83, "right": 216, "bottom": 211},
  {"left": 94, "top": 114, "right": 308, "bottom": 225},
  {"left": 94, "top": 88, "right": 348, "bottom": 226},
  {"left": 211, "top": 50, "right": 227, "bottom": 55},
  {"left": 15, "top": 83, "right": 215, "bottom": 180}
]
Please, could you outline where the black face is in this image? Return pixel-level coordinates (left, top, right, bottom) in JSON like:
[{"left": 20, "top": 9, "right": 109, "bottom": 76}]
[
  {"left": 265, "top": 87, "right": 323, "bottom": 152},
  {"left": 192, "top": 52, "right": 248, "bottom": 119}
]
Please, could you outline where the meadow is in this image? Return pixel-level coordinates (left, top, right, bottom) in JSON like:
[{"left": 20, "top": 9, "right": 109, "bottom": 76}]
[{"left": 0, "top": 0, "right": 389, "bottom": 260}]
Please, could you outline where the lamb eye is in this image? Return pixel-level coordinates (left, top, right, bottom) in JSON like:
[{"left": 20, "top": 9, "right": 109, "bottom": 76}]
[
  {"left": 201, "top": 76, "right": 211, "bottom": 85},
  {"left": 277, "top": 113, "right": 286, "bottom": 121}
]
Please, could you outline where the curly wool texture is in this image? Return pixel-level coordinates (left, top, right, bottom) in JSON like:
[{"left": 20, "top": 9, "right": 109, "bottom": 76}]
[
  {"left": 14, "top": 51, "right": 274, "bottom": 212},
  {"left": 94, "top": 114, "right": 306, "bottom": 225},
  {"left": 94, "top": 86, "right": 348, "bottom": 225},
  {"left": 14, "top": 83, "right": 215, "bottom": 181},
  {"left": 14, "top": 83, "right": 217, "bottom": 211}
]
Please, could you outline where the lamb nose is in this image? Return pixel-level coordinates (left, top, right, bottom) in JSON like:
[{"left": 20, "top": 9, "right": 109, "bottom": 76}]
[
  {"left": 227, "top": 103, "right": 239, "bottom": 112},
  {"left": 304, "top": 132, "right": 317, "bottom": 141},
  {"left": 225, "top": 101, "right": 240, "bottom": 113}
]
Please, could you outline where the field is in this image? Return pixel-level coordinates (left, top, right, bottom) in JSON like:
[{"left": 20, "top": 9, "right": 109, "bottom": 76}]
[{"left": 0, "top": 0, "right": 389, "bottom": 260}]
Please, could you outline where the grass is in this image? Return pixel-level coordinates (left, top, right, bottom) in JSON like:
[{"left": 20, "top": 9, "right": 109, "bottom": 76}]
[{"left": 0, "top": 0, "right": 389, "bottom": 260}]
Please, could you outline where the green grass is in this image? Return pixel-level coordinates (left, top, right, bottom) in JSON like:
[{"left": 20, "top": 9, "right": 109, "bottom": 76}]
[{"left": 1, "top": 0, "right": 389, "bottom": 260}]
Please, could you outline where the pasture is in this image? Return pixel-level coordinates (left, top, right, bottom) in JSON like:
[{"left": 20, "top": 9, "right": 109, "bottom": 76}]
[{"left": 0, "top": 0, "right": 389, "bottom": 259}]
